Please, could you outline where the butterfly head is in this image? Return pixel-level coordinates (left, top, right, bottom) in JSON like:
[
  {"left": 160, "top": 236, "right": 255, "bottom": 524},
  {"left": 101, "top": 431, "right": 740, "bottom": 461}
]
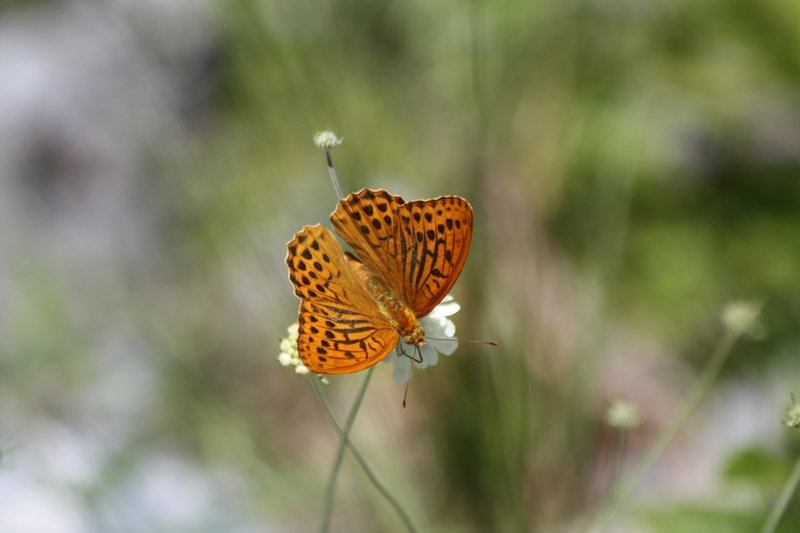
[{"left": 402, "top": 324, "right": 426, "bottom": 347}]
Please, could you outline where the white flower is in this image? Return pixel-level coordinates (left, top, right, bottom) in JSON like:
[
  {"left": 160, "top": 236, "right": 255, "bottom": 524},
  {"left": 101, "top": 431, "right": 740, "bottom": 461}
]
[
  {"left": 606, "top": 400, "right": 642, "bottom": 430},
  {"left": 383, "top": 295, "right": 461, "bottom": 384},
  {"left": 720, "top": 300, "right": 763, "bottom": 338},
  {"left": 313, "top": 131, "right": 342, "bottom": 150},
  {"left": 277, "top": 322, "right": 328, "bottom": 384}
]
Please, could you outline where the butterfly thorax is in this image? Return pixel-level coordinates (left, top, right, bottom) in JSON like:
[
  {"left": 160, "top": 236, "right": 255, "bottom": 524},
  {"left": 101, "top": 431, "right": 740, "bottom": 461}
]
[{"left": 365, "top": 276, "right": 426, "bottom": 346}]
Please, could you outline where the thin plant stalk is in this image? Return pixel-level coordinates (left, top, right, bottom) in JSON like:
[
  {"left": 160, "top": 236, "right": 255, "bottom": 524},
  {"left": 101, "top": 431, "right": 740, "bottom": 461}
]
[
  {"left": 326, "top": 150, "right": 344, "bottom": 201},
  {"left": 318, "top": 367, "right": 375, "bottom": 533},
  {"left": 613, "top": 430, "right": 630, "bottom": 496},
  {"left": 759, "top": 452, "right": 800, "bottom": 533},
  {"left": 586, "top": 331, "right": 738, "bottom": 533},
  {"left": 310, "top": 376, "right": 420, "bottom": 533},
  {"left": 313, "top": 135, "right": 416, "bottom": 531}
]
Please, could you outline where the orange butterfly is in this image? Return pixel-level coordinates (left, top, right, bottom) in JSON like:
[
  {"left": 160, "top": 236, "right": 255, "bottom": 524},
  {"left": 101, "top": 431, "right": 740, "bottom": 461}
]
[{"left": 286, "top": 188, "right": 473, "bottom": 375}]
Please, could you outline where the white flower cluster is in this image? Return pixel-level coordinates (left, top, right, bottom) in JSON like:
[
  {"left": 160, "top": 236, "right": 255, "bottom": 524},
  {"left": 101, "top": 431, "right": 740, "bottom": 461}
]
[
  {"left": 606, "top": 400, "right": 642, "bottom": 430},
  {"left": 277, "top": 323, "right": 306, "bottom": 373},
  {"left": 313, "top": 131, "right": 342, "bottom": 150},
  {"left": 277, "top": 323, "right": 330, "bottom": 384},
  {"left": 383, "top": 296, "right": 461, "bottom": 384},
  {"left": 720, "top": 300, "right": 763, "bottom": 338}
]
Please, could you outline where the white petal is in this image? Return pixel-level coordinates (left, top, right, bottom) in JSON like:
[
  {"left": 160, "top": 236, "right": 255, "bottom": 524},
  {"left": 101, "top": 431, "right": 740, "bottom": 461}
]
[
  {"left": 431, "top": 337, "right": 458, "bottom": 356},
  {"left": 432, "top": 300, "right": 460, "bottom": 317},
  {"left": 391, "top": 354, "right": 413, "bottom": 383},
  {"left": 442, "top": 319, "right": 456, "bottom": 338},
  {"left": 278, "top": 353, "right": 292, "bottom": 366},
  {"left": 421, "top": 316, "right": 446, "bottom": 337},
  {"left": 415, "top": 342, "right": 438, "bottom": 368}
]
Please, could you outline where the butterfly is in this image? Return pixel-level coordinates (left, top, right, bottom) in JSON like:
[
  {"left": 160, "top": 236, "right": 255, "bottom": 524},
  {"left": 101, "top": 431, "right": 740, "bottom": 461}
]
[{"left": 285, "top": 188, "right": 473, "bottom": 375}]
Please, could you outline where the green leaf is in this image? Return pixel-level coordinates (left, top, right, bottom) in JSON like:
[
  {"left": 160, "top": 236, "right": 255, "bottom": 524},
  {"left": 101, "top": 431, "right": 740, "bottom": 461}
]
[
  {"left": 724, "top": 447, "right": 793, "bottom": 493},
  {"left": 639, "top": 505, "right": 763, "bottom": 533}
]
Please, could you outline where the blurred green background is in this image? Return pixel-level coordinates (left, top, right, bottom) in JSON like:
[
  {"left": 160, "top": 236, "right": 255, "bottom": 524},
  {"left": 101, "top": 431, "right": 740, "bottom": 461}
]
[{"left": 2, "top": 0, "right": 800, "bottom": 532}]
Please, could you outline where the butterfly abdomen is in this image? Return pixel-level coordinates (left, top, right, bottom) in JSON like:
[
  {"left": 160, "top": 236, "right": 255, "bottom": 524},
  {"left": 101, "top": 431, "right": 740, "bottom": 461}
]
[{"left": 366, "top": 276, "right": 425, "bottom": 346}]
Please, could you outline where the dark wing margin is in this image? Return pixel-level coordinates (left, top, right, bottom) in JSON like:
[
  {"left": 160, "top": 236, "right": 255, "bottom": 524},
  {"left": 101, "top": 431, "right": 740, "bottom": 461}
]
[{"left": 395, "top": 196, "right": 473, "bottom": 318}]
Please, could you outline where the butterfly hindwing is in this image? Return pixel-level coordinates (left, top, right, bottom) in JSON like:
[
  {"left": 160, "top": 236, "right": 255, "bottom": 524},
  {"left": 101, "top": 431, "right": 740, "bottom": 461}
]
[
  {"left": 297, "top": 300, "right": 400, "bottom": 374},
  {"left": 395, "top": 196, "right": 473, "bottom": 317},
  {"left": 286, "top": 225, "right": 398, "bottom": 373}
]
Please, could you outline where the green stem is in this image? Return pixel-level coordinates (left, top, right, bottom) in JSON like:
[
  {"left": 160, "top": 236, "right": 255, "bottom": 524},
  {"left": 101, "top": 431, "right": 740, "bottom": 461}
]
[
  {"left": 613, "top": 430, "right": 629, "bottom": 497},
  {"left": 586, "top": 332, "right": 738, "bottom": 533},
  {"left": 325, "top": 150, "right": 344, "bottom": 201},
  {"left": 759, "top": 450, "right": 800, "bottom": 533},
  {"left": 318, "top": 367, "right": 375, "bottom": 533},
  {"left": 310, "top": 376, "right": 420, "bottom": 533}
]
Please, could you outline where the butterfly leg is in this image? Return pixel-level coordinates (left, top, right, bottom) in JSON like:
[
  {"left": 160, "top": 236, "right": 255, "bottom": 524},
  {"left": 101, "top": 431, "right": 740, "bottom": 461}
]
[
  {"left": 396, "top": 342, "right": 410, "bottom": 359},
  {"left": 412, "top": 345, "right": 423, "bottom": 364},
  {"left": 396, "top": 342, "right": 424, "bottom": 364}
]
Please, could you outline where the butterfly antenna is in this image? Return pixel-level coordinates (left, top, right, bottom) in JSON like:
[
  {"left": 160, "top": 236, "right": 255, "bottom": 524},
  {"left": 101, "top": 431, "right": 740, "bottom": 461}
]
[{"left": 426, "top": 337, "right": 499, "bottom": 346}]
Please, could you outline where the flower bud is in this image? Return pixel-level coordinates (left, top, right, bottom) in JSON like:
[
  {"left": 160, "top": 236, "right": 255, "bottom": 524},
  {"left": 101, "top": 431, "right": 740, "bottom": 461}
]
[
  {"left": 783, "top": 394, "right": 800, "bottom": 429},
  {"left": 720, "top": 301, "right": 762, "bottom": 338},
  {"left": 314, "top": 131, "right": 342, "bottom": 150},
  {"left": 606, "top": 400, "right": 642, "bottom": 430}
]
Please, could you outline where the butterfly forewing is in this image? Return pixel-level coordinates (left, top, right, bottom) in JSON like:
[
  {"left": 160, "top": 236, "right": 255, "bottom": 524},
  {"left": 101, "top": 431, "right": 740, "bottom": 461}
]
[
  {"left": 395, "top": 197, "right": 473, "bottom": 317},
  {"left": 331, "top": 188, "right": 407, "bottom": 298},
  {"left": 286, "top": 224, "right": 399, "bottom": 374}
]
